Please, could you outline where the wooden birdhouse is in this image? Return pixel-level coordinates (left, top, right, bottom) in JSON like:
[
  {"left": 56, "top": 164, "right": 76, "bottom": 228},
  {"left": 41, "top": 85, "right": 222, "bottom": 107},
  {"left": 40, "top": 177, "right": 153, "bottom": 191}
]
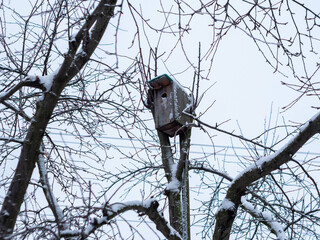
[{"left": 149, "top": 74, "right": 193, "bottom": 137}]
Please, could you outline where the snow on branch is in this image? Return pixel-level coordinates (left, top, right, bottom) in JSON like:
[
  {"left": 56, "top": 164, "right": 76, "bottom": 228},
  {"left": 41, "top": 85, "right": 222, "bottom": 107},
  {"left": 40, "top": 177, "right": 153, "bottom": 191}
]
[
  {"left": 0, "top": 69, "right": 59, "bottom": 105},
  {"left": 218, "top": 198, "right": 235, "bottom": 212},
  {"left": 241, "top": 196, "right": 288, "bottom": 240},
  {"left": 213, "top": 111, "right": 320, "bottom": 240},
  {"left": 165, "top": 162, "right": 180, "bottom": 193},
  {"left": 0, "top": 78, "right": 45, "bottom": 103},
  {"left": 64, "top": 0, "right": 118, "bottom": 82},
  {"left": 27, "top": 72, "right": 57, "bottom": 92},
  {"left": 190, "top": 162, "right": 289, "bottom": 238},
  {"left": 86, "top": 199, "right": 182, "bottom": 240},
  {"left": 59, "top": 199, "right": 182, "bottom": 240},
  {"left": 60, "top": 198, "right": 182, "bottom": 239}
]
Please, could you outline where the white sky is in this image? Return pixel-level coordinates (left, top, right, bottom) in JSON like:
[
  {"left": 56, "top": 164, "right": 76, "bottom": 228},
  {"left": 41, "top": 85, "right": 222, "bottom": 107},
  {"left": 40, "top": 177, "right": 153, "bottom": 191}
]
[
  {"left": 1, "top": 0, "right": 320, "bottom": 239},
  {"left": 107, "top": 0, "right": 320, "bottom": 137}
]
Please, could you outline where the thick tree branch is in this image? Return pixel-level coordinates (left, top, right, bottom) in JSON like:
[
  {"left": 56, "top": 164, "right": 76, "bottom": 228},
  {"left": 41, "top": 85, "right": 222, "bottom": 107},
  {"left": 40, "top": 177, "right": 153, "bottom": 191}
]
[
  {"left": 1, "top": 101, "right": 31, "bottom": 121},
  {"left": 148, "top": 87, "right": 183, "bottom": 234},
  {"left": 241, "top": 196, "right": 287, "bottom": 240},
  {"left": 0, "top": 78, "right": 46, "bottom": 103},
  {"left": 60, "top": 199, "right": 182, "bottom": 239},
  {"left": 190, "top": 164, "right": 289, "bottom": 238},
  {"left": 175, "top": 128, "right": 191, "bottom": 182},
  {"left": 213, "top": 112, "right": 320, "bottom": 240},
  {"left": 0, "top": 1, "right": 118, "bottom": 237},
  {"left": 157, "top": 130, "right": 183, "bottom": 234},
  {"left": 100, "top": 199, "right": 182, "bottom": 240},
  {"left": 176, "top": 129, "right": 192, "bottom": 240},
  {"left": 157, "top": 130, "right": 175, "bottom": 182},
  {"left": 59, "top": 0, "right": 118, "bottom": 86}
]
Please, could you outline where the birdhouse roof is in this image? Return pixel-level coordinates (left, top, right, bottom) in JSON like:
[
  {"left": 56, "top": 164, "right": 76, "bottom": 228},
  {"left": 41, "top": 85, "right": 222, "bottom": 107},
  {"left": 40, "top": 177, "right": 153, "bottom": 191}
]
[{"left": 148, "top": 74, "right": 173, "bottom": 89}]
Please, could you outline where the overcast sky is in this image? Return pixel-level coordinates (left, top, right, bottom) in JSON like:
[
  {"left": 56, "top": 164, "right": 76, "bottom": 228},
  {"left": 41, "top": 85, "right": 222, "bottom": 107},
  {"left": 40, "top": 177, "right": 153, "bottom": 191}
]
[{"left": 1, "top": 1, "right": 320, "bottom": 239}]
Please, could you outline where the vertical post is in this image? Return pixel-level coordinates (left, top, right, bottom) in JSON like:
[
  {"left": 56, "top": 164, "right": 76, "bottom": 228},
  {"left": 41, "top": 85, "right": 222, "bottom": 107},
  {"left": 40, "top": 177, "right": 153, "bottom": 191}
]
[
  {"left": 158, "top": 131, "right": 182, "bottom": 233},
  {"left": 147, "top": 74, "right": 193, "bottom": 238},
  {"left": 181, "top": 162, "right": 190, "bottom": 240},
  {"left": 148, "top": 88, "right": 183, "bottom": 235},
  {"left": 180, "top": 130, "right": 191, "bottom": 240}
]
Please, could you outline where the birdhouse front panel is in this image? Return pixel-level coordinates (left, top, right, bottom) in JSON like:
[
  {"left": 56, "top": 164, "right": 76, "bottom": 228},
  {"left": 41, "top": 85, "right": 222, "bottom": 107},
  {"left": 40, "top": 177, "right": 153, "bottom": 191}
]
[
  {"left": 153, "top": 83, "right": 174, "bottom": 129},
  {"left": 149, "top": 74, "right": 192, "bottom": 137}
]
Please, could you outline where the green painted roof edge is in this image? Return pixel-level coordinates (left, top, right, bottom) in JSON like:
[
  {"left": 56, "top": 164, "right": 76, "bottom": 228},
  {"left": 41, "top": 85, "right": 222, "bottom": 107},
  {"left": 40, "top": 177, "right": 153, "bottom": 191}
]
[{"left": 148, "top": 74, "right": 173, "bottom": 83}]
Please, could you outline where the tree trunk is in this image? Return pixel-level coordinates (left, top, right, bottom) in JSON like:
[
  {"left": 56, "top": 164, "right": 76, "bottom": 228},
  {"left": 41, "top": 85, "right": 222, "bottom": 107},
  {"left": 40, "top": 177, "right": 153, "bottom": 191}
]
[
  {"left": 0, "top": 0, "right": 117, "bottom": 237},
  {"left": 0, "top": 81, "right": 63, "bottom": 236}
]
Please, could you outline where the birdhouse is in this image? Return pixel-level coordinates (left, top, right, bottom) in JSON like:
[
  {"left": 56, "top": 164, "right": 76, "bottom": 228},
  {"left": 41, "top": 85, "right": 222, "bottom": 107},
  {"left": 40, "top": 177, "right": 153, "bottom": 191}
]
[{"left": 149, "top": 74, "right": 193, "bottom": 137}]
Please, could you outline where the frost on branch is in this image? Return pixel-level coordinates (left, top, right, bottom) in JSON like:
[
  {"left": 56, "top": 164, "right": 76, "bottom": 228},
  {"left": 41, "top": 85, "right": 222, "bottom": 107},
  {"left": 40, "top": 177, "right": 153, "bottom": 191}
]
[
  {"left": 0, "top": 67, "right": 60, "bottom": 108},
  {"left": 232, "top": 111, "right": 320, "bottom": 186}
]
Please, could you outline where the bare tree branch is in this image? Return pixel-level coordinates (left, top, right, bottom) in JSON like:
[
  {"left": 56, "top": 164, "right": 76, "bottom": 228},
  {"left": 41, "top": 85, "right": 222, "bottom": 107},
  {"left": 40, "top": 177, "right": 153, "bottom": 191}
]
[
  {"left": 0, "top": 78, "right": 46, "bottom": 103},
  {"left": 37, "top": 145, "right": 68, "bottom": 234},
  {"left": 191, "top": 163, "right": 291, "bottom": 238},
  {"left": 100, "top": 199, "right": 182, "bottom": 240},
  {"left": 0, "top": 1, "right": 119, "bottom": 237},
  {"left": 213, "top": 112, "right": 320, "bottom": 240},
  {"left": 241, "top": 196, "right": 287, "bottom": 240}
]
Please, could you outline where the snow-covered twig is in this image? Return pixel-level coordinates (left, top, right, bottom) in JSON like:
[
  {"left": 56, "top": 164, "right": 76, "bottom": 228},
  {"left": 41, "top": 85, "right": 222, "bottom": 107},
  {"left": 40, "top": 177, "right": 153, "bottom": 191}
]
[
  {"left": 60, "top": 199, "right": 182, "bottom": 240},
  {"left": 190, "top": 162, "right": 290, "bottom": 238}
]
